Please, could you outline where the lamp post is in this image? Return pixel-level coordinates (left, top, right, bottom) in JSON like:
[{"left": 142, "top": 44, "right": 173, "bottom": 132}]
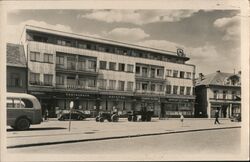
[{"left": 69, "top": 101, "right": 74, "bottom": 132}]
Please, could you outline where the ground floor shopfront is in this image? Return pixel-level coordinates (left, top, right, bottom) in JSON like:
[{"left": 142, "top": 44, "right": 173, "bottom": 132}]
[
  {"left": 29, "top": 90, "right": 195, "bottom": 118},
  {"left": 208, "top": 100, "right": 241, "bottom": 118}
]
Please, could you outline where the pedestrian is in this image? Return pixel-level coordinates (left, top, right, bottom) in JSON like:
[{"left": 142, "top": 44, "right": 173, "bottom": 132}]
[
  {"left": 180, "top": 113, "right": 184, "bottom": 127},
  {"left": 214, "top": 110, "right": 220, "bottom": 124},
  {"left": 45, "top": 109, "right": 49, "bottom": 121}
]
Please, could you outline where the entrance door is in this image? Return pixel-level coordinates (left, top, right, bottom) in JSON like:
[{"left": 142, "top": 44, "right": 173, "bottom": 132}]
[
  {"left": 160, "top": 103, "right": 166, "bottom": 118},
  {"left": 221, "top": 105, "right": 228, "bottom": 118}
]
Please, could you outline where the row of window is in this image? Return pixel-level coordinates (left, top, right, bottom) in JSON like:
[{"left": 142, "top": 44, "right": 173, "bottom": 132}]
[
  {"left": 30, "top": 51, "right": 53, "bottom": 63},
  {"left": 31, "top": 33, "right": 187, "bottom": 64},
  {"left": 135, "top": 66, "right": 164, "bottom": 78},
  {"left": 166, "top": 69, "right": 192, "bottom": 79},
  {"left": 30, "top": 73, "right": 53, "bottom": 86},
  {"left": 100, "top": 61, "right": 134, "bottom": 72},
  {"left": 136, "top": 83, "right": 192, "bottom": 95},
  {"left": 213, "top": 90, "right": 240, "bottom": 100}
]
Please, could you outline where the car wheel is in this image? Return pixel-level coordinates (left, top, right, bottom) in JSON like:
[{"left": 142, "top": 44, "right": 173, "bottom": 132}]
[
  {"left": 96, "top": 117, "right": 100, "bottom": 122},
  {"left": 15, "top": 118, "right": 30, "bottom": 131},
  {"left": 100, "top": 117, "right": 104, "bottom": 122}
]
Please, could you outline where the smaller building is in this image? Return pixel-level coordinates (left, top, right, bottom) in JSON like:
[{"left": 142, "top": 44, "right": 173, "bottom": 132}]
[
  {"left": 6, "top": 43, "right": 27, "bottom": 93},
  {"left": 195, "top": 70, "right": 241, "bottom": 118}
]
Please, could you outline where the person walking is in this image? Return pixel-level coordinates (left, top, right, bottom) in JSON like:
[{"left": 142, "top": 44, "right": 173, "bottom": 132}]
[
  {"left": 214, "top": 110, "right": 220, "bottom": 124},
  {"left": 180, "top": 113, "right": 184, "bottom": 127}
]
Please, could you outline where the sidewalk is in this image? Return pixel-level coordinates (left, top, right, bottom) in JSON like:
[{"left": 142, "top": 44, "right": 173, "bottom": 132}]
[{"left": 7, "top": 118, "right": 241, "bottom": 148}]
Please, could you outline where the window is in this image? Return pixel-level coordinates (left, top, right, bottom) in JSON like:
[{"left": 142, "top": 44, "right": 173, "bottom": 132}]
[
  {"left": 166, "top": 85, "right": 171, "bottom": 94},
  {"left": 214, "top": 90, "right": 218, "bottom": 99},
  {"left": 57, "top": 39, "right": 71, "bottom": 47},
  {"left": 186, "top": 87, "right": 191, "bottom": 95},
  {"left": 99, "top": 79, "right": 107, "bottom": 89},
  {"left": 78, "top": 60, "right": 86, "bottom": 71},
  {"left": 44, "top": 53, "right": 53, "bottom": 63},
  {"left": 78, "top": 43, "right": 87, "bottom": 49},
  {"left": 232, "top": 91, "right": 236, "bottom": 99},
  {"left": 151, "top": 68, "right": 155, "bottom": 78},
  {"left": 186, "top": 72, "right": 191, "bottom": 79},
  {"left": 67, "top": 57, "right": 76, "bottom": 70},
  {"left": 88, "top": 79, "right": 96, "bottom": 87},
  {"left": 180, "top": 86, "right": 185, "bottom": 95},
  {"left": 136, "top": 83, "right": 140, "bottom": 90},
  {"left": 118, "top": 81, "right": 125, "bottom": 91},
  {"left": 30, "top": 51, "right": 40, "bottom": 62},
  {"left": 109, "top": 62, "right": 116, "bottom": 70},
  {"left": 109, "top": 80, "right": 116, "bottom": 90},
  {"left": 56, "top": 55, "right": 64, "bottom": 66},
  {"left": 30, "top": 73, "right": 40, "bottom": 85},
  {"left": 136, "top": 66, "right": 140, "bottom": 74},
  {"left": 33, "top": 35, "right": 48, "bottom": 42},
  {"left": 180, "top": 71, "right": 185, "bottom": 78},
  {"left": 56, "top": 75, "right": 64, "bottom": 85},
  {"left": 118, "top": 63, "right": 125, "bottom": 71},
  {"left": 9, "top": 73, "right": 22, "bottom": 87},
  {"left": 151, "top": 84, "right": 156, "bottom": 91},
  {"left": 166, "top": 69, "right": 172, "bottom": 77},
  {"left": 157, "top": 84, "right": 164, "bottom": 92},
  {"left": 157, "top": 69, "right": 164, "bottom": 77},
  {"left": 142, "top": 67, "right": 148, "bottom": 77},
  {"left": 173, "top": 86, "right": 178, "bottom": 94},
  {"left": 7, "top": 98, "right": 33, "bottom": 109},
  {"left": 44, "top": 74, "right": 53, "bottom": 86},
  {"left": 100, "top": 61, "right": 107, "bottom": 70},
  {"left": 127, "top": 82, "right": 133, "bottom": 91},
  {"left": 142, "top": 83, "right": 148, "bottom": 91},
  {"left": 88, "top": 60, "right": 96, "bottom": 70},
  {"left": 173, "top": 70, "right": 178, "bottom": 78},
  {"left": 223, "top": 90, "right": 227, "bottom": 99},
  {"left": 127, "top": 64, "right": 134, "bottom": 72}
]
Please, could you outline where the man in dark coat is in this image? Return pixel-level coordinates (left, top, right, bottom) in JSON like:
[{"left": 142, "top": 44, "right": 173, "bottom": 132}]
[{"left": 214, "top": 110, "right": 220, "bottom": 124}]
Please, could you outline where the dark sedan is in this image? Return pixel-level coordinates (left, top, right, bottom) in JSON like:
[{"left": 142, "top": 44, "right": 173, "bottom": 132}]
[{"left": 58, "top": 111, "right": 86, "bottom": 121}]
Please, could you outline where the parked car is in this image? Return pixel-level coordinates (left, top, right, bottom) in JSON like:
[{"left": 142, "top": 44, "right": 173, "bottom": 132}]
[
  {"left": 96, "top": 112, "right": 119, "bottom": 122},
  {"left": 58, "top": 111, "right": 86, "bottom": 121},
  {"left": 230, "top": 113, "right": 241, "bottom": 122},
  {"left": 127, "top": 110, "right": 154, "bottom": 122}
]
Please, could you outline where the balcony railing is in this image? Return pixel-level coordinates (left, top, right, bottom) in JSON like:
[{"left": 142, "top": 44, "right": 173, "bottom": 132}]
[
  {"left": 29, "top": 81, "right": 53, "bottom": 86},
  {"left": 135, "top": 89, "right": 165, "bottom": 95},
  {"left": 56, "top": 84, "right": 98, "bottom": 91}
]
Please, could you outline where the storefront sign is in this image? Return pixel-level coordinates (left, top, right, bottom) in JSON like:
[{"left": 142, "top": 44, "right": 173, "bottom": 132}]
[
  {"left": 66, "top": 93, "right": 90, "bottom": 97},
  {"left": 167, "top": 98, "right": 189, "bottom": 102},
  {"left": 108, "top": 95, "right": 126, "bottom": 99}
]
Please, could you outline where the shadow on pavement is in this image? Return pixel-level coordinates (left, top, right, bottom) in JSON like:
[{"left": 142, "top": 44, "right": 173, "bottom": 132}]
[{"left": 7, "top": 127, "right": 67, "bottom": 132}]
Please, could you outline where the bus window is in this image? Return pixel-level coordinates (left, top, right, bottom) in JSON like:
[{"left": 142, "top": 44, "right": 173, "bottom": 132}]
[
  {"left": 7, "top": 98, "right": 21, "bottom": 108},
  {"left": 21, "top": 99, "right": 33, "bottom": 108}
]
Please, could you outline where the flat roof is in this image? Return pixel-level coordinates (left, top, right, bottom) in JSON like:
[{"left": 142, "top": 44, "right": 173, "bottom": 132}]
[{"left": 24, "top": 25, "right": 190, "bottom": 60}]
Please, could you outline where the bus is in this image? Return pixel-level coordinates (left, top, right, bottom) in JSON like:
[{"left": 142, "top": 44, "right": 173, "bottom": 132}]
[{"left": 6, "top": 93, "right": 43, "bottom": 130}]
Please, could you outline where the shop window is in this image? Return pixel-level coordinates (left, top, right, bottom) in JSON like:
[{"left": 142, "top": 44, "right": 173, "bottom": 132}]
[
  {"left": 118, "top": 81, "right": 125, "bottom": 91},
  {"left": 180, "top": 86, "right": 185, "bottom": 95},
  {"left": 44, "top": 53, "right": 53, "bottom": 63},
  {"left": 173, "top": 86, "right": 178, "bottom": 94},
  {"left": 30, "top": 51, "right": 40, "bottom": 62},
  {"left": 127, "top": 82, "right": 133, "bottom": 91},
  {"left": 186, "top": 87, "right": 191, "bottom": 95},
  {"left": 127, "top": 64, "right": 134, "bottom": 73},
  {"left": 166, "top": 85, "right": 171, "bottom": 94},
  {"left": 118, "top": 63, "right": 125, "bottom": 71},
  {"left": 173, "top": 70, "right": 178, "bottom": 78},
  {"left": 180, "top": 71, "right": 185, "bottom": 78},
  {"left": 109, "top": 62, "right": 116, "bottom": 71},
  {"left": 44, "top": 74, "right": 53, "bottom": 86},
  {"left": 100, "top": 61, "right": 107, "bottom": 70}
]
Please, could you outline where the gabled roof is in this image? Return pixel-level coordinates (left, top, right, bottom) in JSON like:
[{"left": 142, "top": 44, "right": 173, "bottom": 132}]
[
  {"left": 195, "top": 71, "right": 240, "bottom": 86},
  {"left": 7, "top": 43, "right": 27, "bottom": 68}
]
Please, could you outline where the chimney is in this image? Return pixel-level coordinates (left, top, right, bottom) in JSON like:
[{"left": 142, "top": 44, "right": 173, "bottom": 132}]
[
  {"left": 216, "top": 70, "right": 220, "bottom": 73},
  {"left": 199, "top": 73, "right": 204, "bottom": 80}
]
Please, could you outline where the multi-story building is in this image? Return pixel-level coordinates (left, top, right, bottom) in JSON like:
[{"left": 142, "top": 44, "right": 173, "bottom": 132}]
[
  {"left": 195, "top": 70, "right": 241, "bottom": 118},
  {"left": 6, "top": 43, "right": 27, "bottom": 93},
  {"left": 20, "top": 25, "right": 195, "bottom": 118}
]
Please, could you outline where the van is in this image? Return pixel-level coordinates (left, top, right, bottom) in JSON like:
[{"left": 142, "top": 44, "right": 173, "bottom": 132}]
[{"left": 6, "top": 92, "right": 43, "bottom": 130}]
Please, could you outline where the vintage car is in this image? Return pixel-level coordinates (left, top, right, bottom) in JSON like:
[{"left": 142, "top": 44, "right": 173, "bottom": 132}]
[
  {"left": 58, "top": 111, "right": 86, "bottom": 121},
  {"left": 127, "top": 110, "right": 154, "bottom": 122},
  {"left": 96, "top": 112, "right": 119, "bottom": 122}
]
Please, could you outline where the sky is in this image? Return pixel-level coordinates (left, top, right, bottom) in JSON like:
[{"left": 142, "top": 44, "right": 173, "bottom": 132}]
[{"left": 7, "top": 9, "right": 241, "bottom": 75}]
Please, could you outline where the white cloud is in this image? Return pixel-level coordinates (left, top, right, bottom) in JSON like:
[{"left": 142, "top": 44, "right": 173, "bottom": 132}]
[
  {"left": 104, "top": 28, "right": 150, "bottom": 42},
  {"left": 213, "top": 16, "right": 240, "bottom": 41},
  {"left": 80, "top": 10, "right": 198, "bottom": 25}
]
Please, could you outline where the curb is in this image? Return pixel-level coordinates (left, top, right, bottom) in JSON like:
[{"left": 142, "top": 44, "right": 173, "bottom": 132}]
[{"left": 7, "top": 126, "right": 241, "bottom": 149}]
